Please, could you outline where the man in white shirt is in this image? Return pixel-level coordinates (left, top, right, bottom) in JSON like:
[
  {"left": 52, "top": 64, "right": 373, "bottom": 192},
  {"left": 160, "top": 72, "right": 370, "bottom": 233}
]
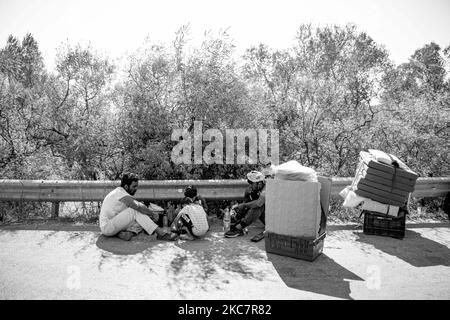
[{"left": 99, "top": 173, "right": 178, "bottom": 241}]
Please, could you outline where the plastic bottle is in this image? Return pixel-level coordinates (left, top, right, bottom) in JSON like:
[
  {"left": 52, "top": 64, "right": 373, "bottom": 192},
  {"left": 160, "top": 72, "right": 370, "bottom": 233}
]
[
  {"left": 223, "top": 208, "right": 231, "bottom": 232},
  {"left": 163, "top": 213, "right": 168, "bottom": 228},
  {"left": 166, "top": 202, "right": 174, "bottom": 223}
]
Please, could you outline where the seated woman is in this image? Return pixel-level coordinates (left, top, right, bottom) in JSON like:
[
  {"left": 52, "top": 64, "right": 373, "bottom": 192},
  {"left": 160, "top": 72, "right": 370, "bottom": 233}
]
[{"left": 171, "top": 197, "right": 209, "bottom": 240}]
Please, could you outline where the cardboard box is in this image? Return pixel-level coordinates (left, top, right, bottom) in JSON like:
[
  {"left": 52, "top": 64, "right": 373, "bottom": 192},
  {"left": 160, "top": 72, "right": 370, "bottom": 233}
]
[{"left": 265, "top": 176, "right": 332, "bottom": 239}]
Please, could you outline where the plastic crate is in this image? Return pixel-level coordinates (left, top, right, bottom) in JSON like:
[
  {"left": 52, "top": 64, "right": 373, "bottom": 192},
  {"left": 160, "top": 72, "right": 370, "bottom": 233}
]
[
  {"left": 363, "top": 210, "right": 406, "bottom": 239},
  {"left": 265, "top": 232, "right": 326, "bottom": 261}
]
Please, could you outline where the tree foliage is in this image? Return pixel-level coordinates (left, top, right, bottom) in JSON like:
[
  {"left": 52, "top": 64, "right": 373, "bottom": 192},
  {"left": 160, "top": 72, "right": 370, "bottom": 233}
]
[{"left": 0, "top": 26, "right": 449, "bottom": 182}]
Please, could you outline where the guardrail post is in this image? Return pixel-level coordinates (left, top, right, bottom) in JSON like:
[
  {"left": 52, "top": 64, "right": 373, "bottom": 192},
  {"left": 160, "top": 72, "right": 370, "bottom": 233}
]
[{"left": 51, "top": 202, "right": 60, "bottom": 219}]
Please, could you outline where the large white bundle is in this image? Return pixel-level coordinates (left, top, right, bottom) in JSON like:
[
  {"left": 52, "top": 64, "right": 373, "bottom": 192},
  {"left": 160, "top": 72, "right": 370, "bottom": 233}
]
[{"left": 271, "top": 160, "right": 318, "bottom": 182}]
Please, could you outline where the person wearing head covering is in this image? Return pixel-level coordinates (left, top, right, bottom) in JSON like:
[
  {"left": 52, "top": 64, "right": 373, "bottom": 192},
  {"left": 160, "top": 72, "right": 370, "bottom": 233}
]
[{"left": 225, "top": 170, "right": 266, "bottom": 238}]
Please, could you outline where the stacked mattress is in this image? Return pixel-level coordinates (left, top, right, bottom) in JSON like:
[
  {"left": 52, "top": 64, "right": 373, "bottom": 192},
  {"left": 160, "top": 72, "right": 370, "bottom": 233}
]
[{"left": 351, "top": 151, "right": 418, "bottom": 207}]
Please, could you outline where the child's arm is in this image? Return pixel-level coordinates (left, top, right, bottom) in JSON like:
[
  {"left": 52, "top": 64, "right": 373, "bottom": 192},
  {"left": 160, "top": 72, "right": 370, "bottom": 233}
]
[
  {"left": 170, "top": 206, "right": 187, "bottom": 230},
  {"left": 196, "top": 195, "right": 208, "bottom": 211}
]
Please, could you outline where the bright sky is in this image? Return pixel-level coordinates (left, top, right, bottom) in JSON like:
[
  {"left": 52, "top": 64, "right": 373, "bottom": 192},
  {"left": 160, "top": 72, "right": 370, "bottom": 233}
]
[{"left": 0, "top": 0, "right": 449, "bottom": 71}]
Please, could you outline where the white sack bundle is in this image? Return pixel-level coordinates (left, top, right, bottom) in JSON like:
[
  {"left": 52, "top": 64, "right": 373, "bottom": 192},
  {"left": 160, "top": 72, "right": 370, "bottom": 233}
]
[{"left": 271, "top": 160, "right": 318, "bottom": 182}]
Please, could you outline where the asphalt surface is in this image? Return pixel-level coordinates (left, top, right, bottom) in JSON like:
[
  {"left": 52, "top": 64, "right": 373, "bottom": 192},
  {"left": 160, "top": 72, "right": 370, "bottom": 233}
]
[{"left": 1, "top": 218, "right": 450, "bottom": 300}]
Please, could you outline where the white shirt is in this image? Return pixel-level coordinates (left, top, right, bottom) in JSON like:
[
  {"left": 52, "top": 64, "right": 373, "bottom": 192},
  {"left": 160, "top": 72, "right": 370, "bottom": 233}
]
[
  {"left": 179, "top": 203, "right": 209, "bottom": 237},
  {"left": 99, "top": 187, "right": 129, "bottom": 230}
]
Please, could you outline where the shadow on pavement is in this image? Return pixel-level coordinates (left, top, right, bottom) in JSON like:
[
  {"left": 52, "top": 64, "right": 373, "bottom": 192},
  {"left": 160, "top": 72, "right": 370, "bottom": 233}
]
[
  {"left": 154, "top": 224, "right": 271, "bottom": 297},
  {"left": 355, "top": 229, "right": 450, "bottom": 267},
  {"left": 96, "top": 233, "right": 159, "bottom": 255},
  {"left": 267, "top": 253, "right": 364, "bottom": 300},
  {"left": 173, "top": 235, "right": 268, "bottom": 279}
]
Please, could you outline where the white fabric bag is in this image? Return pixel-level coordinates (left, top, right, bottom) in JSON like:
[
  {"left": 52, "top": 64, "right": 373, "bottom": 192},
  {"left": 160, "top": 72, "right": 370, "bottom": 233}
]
[{"left": 271, "top": 160, "right": 318, "bottom": 182}]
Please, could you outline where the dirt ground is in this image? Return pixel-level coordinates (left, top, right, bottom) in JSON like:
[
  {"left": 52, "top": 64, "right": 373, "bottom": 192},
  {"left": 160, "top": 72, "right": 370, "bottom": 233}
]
[{"left": 1, "top": 217, "right": 450, "bottom": 300}]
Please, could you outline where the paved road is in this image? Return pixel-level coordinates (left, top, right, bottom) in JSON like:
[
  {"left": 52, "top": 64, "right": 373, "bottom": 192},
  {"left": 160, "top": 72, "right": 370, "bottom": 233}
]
[{"left": 1, "top": 218, "right": 450, "bottom": 300}]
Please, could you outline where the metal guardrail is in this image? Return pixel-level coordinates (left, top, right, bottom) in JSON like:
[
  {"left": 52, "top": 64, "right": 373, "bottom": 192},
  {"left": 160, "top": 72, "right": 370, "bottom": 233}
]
[
  {"left": 1, "top": 177, "right": 449, "bottom": 201},
  {"left": 0, "top": 177, "right": 449, "bottom": 217},
  {"left": 0, "top": 179, "right": 249, "bottom": 202}
]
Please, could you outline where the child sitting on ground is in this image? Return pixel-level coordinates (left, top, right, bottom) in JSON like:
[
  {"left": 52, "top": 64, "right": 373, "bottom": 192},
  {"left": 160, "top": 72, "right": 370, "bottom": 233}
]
[
  {"left": 171, "top": 197, "right": 209, "bottom": 240},
  {"left": 184, "top": 185, "right": 208, "bottom": 212}
]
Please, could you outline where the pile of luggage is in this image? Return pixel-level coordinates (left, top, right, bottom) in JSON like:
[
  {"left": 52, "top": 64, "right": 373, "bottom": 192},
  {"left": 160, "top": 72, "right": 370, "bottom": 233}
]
[
  {"left": 341, "top": 150, "right": 419, "bottom": 238},
  {"left": 265, "top": 160, "right": 332, "bottom": 261}
]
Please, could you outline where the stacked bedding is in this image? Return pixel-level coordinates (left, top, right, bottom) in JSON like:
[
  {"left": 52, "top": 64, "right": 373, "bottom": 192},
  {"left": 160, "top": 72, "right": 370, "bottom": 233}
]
[
  {"left": 352, "top": 151, "right": 418, "bottom": 206},
  {"left": 341, "top": 150, "right": 418, "bottom": 216}
]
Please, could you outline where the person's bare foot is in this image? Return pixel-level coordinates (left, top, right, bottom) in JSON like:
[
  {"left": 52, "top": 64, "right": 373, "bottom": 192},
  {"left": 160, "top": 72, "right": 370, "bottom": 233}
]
[{"left": 117, "top": 231, "right": 133, "bottom": 241}]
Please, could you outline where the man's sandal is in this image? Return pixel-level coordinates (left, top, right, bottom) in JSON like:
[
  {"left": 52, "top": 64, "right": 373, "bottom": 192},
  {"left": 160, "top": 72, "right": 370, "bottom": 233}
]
[{"left": 251, "top": 231, "right": 265, "bottom": 242}]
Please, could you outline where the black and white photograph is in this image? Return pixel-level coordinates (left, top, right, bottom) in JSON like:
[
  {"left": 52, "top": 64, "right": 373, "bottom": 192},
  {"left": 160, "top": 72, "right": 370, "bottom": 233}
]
[{"left": 0, "top": 0, "right": 449, "bottom": 304}]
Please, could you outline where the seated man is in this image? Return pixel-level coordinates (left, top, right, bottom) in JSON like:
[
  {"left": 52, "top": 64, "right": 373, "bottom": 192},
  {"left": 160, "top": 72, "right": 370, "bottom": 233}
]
[
  {"left": 171, "top": 197, "right": 209, "bottom": 241},
  {"left": 99, "top": 173, "right": 178, "bottom": 241},
  {"left": 225, "top": 171, "right": 266, "bottom": 238},
  {"left": 230, "top": 176, "right": 261, "bottom": 223}
]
